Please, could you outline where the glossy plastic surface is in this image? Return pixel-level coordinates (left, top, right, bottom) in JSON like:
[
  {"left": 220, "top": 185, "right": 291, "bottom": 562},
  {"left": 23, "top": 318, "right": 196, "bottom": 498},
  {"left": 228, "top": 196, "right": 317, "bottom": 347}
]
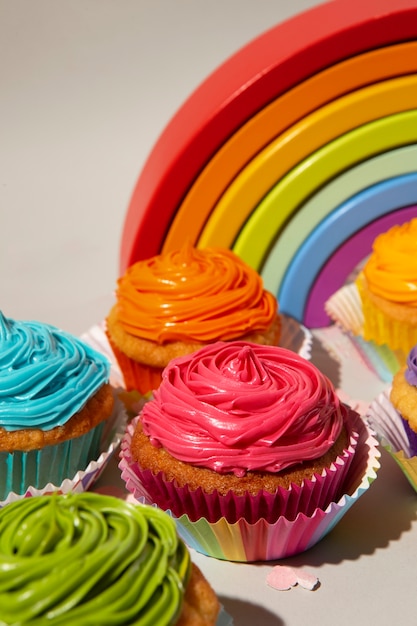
[
  {"left": 233, "top": 110, "right": 417, "bottom": 269},
  {"left": 277, "top": 175, "right": 417, "bottom": 323},
  {"left": 163, "top": 42, "right": 417, "bottom": 252},
  {"left": 261, "top": 144, "right": 417, "bottom": 299},
  {"left": 305, "top": 206, "right": 417, "bottom": 328},
  {"left": 199, "top": 74, "right": 417, "bottom": 249},
  {"left": 120, "top": 0, "right": 417, "bottom": 271}
]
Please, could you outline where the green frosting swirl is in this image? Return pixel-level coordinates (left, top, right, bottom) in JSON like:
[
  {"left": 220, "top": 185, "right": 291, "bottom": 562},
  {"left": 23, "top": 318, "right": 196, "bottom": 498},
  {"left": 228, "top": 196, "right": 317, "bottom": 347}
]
[{"left": 0, "top": 493, "right": 191, "bottom": 625}]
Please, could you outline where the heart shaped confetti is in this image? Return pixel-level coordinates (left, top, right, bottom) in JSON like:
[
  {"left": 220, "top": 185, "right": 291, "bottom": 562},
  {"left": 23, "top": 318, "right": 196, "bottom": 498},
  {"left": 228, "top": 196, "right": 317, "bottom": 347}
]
[{"left": 266, "top": 566, "right": 319, "bottom": 591}]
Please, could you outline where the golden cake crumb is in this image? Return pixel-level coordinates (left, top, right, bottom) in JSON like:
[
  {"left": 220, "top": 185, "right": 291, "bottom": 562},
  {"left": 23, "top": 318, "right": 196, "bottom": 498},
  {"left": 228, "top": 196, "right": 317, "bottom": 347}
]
[{"left": 131, "top": 422, "right": 348, "bottom": 496}]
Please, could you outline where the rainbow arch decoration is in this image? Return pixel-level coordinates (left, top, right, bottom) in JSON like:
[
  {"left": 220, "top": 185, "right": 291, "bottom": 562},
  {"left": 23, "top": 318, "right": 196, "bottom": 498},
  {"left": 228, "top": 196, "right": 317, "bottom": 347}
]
[{"left": 120, "top": 0, "right": 417, "bottom": 328}]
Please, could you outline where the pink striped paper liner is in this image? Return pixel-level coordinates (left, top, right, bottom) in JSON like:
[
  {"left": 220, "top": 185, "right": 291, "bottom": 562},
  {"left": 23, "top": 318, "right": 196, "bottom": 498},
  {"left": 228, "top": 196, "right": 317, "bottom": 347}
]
[{"left": 119, "top": 411, "right": 379, "bottom": 561}]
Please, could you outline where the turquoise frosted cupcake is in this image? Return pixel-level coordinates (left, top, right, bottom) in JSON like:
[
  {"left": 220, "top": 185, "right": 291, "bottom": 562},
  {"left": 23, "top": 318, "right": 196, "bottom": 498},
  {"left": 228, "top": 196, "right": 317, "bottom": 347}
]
[{"left": 0, "top": 311, "right": 119, "bottom": 499}]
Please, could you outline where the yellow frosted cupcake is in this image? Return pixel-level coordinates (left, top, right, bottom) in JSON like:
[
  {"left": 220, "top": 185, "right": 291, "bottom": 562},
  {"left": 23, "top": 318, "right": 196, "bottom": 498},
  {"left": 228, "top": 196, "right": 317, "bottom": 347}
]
[
  {"left": 355, "top": 218, "right": 417, "bottom": 361},
  {"left": 106, "top": 243, "right": 280, "bottom": 394}
]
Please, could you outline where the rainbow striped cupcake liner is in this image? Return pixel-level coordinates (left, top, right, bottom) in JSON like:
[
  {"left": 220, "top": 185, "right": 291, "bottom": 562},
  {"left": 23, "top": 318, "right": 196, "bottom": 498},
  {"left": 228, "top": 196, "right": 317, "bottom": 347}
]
[{"left": 119, "top": 413, "right": 380, "bottom": 562}]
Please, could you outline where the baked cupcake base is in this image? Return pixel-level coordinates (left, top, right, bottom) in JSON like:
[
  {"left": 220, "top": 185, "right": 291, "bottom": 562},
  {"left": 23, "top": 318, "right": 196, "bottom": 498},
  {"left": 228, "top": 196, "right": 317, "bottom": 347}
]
[
  {"left": 88, "top": 315, "right": 312, "bottom": 402},
  {"left": 119, "top": 411, "right": 379, "bottom": 562},
  {"left": 0, "top": 394, "right": 127, "bottom": 507},
  {"left": 106, "top": 311, "right": 282, "bottom": 394},
  {"left": 129, "top": 417, "right": 353, "bottom": 524}
]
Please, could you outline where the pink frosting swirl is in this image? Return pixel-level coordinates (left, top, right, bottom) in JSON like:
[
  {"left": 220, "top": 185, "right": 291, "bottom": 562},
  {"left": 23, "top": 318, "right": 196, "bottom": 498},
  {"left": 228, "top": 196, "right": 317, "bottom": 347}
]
[{"left": 140, "top": 342, "right": 345, "bottom": 476}]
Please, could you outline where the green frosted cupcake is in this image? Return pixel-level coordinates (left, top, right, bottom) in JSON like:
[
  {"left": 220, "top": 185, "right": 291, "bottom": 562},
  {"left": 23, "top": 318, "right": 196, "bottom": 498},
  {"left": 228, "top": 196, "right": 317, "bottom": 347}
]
[{"left": 0, "top": 492, "right": 221, "bottom": 625}]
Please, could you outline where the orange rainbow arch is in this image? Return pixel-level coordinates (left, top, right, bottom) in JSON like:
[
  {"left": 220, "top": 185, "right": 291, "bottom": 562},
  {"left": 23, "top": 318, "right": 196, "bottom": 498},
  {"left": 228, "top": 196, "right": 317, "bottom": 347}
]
[{"left": 164, "top": 43, "right": 417, "bottom": 252}]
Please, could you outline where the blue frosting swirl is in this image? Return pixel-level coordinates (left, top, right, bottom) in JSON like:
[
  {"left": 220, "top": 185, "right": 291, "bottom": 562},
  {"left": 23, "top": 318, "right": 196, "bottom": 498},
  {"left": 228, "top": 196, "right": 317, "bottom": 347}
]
[
  {"left": 0, "top": 312, "right": 110, "bottom": 431},
  {"left": 405, "top": 345, "right": 417, "bottom": 387}
]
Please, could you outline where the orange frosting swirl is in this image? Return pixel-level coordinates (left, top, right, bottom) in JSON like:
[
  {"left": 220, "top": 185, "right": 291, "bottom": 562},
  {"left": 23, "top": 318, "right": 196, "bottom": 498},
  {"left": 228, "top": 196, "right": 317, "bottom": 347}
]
[
  {"left": 115, "top": 245, "right": 277, "bottom": 343},
  {"left": 363, "top": 219, "right": 417, "bottom": 305}
]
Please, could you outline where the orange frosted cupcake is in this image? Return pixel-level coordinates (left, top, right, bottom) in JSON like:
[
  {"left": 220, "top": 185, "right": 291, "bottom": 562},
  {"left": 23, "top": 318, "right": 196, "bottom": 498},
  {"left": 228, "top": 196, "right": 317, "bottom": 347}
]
[
  {"left": 106, "top": 243, "right": 280, "bottom": 394},
  {"left": 355, "top": 218, "right": 417, "bottom": 361}
]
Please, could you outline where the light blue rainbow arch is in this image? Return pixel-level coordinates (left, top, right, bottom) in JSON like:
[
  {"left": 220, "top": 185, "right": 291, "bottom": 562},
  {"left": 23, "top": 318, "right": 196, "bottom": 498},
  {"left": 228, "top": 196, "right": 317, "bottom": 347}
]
[
  {"left": 260, "top": 143, "right": 417, "bottom": 326},
  {"left": 304, "top": 206, "right": 417, "bottom": 328},
  {"left": 277, "top": 174, "right": 417, "bottom": 324}
]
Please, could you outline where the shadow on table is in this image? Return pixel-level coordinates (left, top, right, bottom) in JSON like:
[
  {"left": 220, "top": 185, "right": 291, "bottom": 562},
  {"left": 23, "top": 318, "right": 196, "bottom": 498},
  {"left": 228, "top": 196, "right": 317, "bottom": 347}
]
[
  {"left": 219, "top": 596, "right": 284, "bottom": 626},
  {"left": 279, "top": 446, "right": 417, "bottom": 568},
  {"left": 309, "top": 331, "right": 341, "bottom": 388}
]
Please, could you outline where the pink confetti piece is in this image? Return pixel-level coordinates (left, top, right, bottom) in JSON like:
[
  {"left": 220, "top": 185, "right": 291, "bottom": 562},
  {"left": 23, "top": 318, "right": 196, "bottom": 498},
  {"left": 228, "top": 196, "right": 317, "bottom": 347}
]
[
  {"left": 266, "top": 566, "right": 319, "bottom": 591},
  {"left": 296, "top": 569, "right": 320, "bottom": 591},
  {"left": 266, "top": 566, "right": 298, "bottom": 591}
]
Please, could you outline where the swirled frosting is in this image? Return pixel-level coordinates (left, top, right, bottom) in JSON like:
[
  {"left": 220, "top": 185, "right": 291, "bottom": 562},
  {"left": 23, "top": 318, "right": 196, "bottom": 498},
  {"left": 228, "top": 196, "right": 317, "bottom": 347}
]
[
  {"left": 114, "top": 244, "right": 277, "bottom": 343},
  {"left": 0, "top": 492, "right": 190, "bottom": 625},
  {"left": 141, "top": 342, "right": 345, "bottom": 476},
  {"left": 405, "top": 345, "right": 417, "bottom": 386},
  {"left": 363, "top": 218, "right": 417, "bottom": 305},
  {"left": 0, "top": 312, "right": 110, "bottom": 431}
]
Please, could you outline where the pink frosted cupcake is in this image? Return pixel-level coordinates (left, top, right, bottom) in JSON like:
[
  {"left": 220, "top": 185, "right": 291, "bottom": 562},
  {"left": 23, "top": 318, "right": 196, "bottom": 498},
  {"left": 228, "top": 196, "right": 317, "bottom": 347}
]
[{"left": 120, "top": 341, "right": 379, "bottom": 561}]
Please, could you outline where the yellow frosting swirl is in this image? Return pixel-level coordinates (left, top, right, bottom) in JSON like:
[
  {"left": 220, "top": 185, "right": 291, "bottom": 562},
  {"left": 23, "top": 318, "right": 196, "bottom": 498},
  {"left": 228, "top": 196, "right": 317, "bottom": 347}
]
[
  {"left": 115, "top": 244, "right": 277, "bottom": 343},
  {"left": 363, "top": 219, "right": 417, "bottom": 305}
]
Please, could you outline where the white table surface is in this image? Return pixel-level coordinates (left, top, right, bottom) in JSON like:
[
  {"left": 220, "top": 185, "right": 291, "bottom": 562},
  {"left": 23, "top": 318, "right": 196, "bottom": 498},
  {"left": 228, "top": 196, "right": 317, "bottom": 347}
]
[{"left": 2, "top": 2, "right": 416, "bottom": 625}]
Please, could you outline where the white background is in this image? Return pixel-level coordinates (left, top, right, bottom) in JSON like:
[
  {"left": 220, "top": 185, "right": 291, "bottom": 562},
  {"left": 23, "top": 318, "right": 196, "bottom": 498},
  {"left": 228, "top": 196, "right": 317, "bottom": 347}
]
[
  {"left": 2, "top": 2, "right": 417, "bottom": 625},
  {"left": 1, "top": 0, "right": 320, "bottom": 336}
]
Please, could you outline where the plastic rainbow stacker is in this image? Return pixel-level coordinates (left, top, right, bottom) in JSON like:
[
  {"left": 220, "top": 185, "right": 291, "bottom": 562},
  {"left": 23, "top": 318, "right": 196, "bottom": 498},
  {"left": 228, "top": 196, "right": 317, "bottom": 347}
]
[{"left": 120, "top": 0, "right": 417, "bottom": 328}]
